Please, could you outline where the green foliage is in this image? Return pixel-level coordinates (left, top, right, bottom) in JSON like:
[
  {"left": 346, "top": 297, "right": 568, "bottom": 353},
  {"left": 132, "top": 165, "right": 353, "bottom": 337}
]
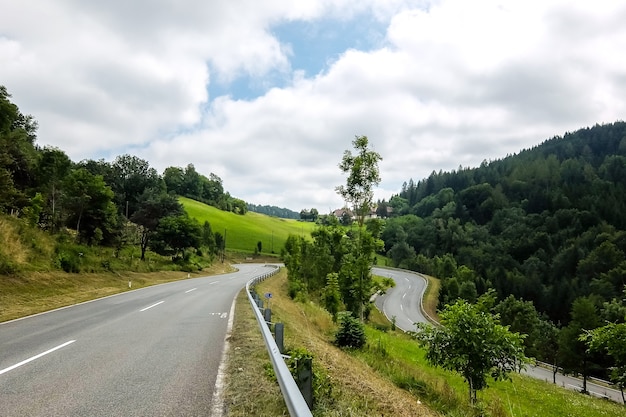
[
  {"left": 335, "top": 312, "right": 366, "bottom": 349},
  {"left": 151, "top": 214, "right": 202, "bottom": 260},
  {"left": 164, "top": 163, "right": 245, "bottom": 214},
  {"left": 414, "top": 295, "right": 528, "bottom": 404},
  {"left": 0, "top": 254, "right": 17, "bottom": 275},
  {"left": 323, "top": 272, "right": 341, "bottom": 321},
  {"left": 336, "top": 135, "right": 382, "bottom": 227},
  {"left": 384, "top": 122, "right": 626, "bottom": 325},
  {"left": 22, "top": 192, "right": 44, "bottom": 227},
  {"left": 181, "top": 196, "right": 316, "bottom": 255},
  {"left": 54, "top": 243, "right": 89, "bottom": 273},
  {"left": 559, "top": 297, "right": 603, "bottom": 393},
  {"left": 284, "top": 347, "right": 334, "bottom": 410},
  {"left": 131, "top": 188, "right": 183, "bottom": 260},
  {"left": 109, "top": 154, "right": 161, "bottom": 219},
  {"left": 584, "top": 321, "right": 626, "bottom": 400},
  {"left": 62, "top": 167, "right": 119, "bottom": 244},
  {"left": 0, "top": 86, "right": 38, "bottom": 214},
  {"left": 247, "top": 203, "right": 300, "bottom": 219}
]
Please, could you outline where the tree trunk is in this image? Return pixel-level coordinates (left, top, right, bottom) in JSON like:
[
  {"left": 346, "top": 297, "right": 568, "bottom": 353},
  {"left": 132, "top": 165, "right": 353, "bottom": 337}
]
[
  {"left": 582, "top": 357, "right": 588, "bottom": 394},
  {"left": 140, "top": 227, "right": 149, "bottom": 261}
]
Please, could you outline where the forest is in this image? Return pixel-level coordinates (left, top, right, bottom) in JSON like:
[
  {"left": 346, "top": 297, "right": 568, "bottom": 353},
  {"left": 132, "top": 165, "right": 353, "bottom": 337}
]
[
  {"left": 0, "top": 85, "right": 245, "bottom": 270},
  {"left": 376, "top": 121, "right": 626, "bottom": 390}
]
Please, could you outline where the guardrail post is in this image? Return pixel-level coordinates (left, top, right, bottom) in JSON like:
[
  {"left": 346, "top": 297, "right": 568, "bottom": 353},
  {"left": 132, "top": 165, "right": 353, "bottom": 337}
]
[
  {"left": 246, "top": 265, "right": 314, "bottom": 417},
  {"left": 275, "top": 322, "right": 285, "bottom": 354},
  {"left": 263, "top": 307, "right": 272, "bottom": 323},
  {"left": 296, "top": 357, "right": 313, "bottom": 408}
]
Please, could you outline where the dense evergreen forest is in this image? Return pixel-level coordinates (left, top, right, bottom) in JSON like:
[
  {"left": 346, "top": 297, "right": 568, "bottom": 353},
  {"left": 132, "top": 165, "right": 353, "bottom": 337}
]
[
  {"left": 0, "top": 86, "right": 245, "bottom": 268},
  {"left": 380, "top": 122, "right": 626, "bottom": 323},
  {"left": 376, "top": 122, "right": 626, "bottom": 387}
]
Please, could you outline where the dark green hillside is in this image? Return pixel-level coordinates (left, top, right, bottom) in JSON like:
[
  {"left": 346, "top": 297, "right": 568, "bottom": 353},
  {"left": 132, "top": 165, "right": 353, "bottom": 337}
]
[{"left": 381, "top": 122, "right": 626, "bottom": 385}]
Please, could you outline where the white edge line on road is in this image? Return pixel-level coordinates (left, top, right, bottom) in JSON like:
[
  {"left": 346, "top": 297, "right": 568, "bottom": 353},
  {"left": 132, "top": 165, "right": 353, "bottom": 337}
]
[
  {"left": 0, "top": 340, "right": 76, "bottom": 376},
  {"left": 140, "top": 301, "right": 164, "bottom": 312},
  {"left": 211, "top": 294, "right": 237, "bottom": 417},
  {"left": 185, "top": 288, "right": 197, "bottom": 293}
]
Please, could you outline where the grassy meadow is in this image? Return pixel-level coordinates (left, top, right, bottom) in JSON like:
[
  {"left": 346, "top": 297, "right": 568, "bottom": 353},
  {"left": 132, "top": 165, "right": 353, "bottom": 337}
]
[
  {"left": 226, "top": 270, "right": 625, "bottom": 417},
  {"left": 180, "top": 196, "right": 317, "bottom": 255}
]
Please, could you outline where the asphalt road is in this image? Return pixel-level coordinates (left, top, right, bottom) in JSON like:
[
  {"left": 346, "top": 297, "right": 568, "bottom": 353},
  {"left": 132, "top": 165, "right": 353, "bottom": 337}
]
[
  {"left": 372, "top": 266, "right": 625, "bottom": 404},
  {"left": 0, "top": 263, "right": 275, "bottom": 417},
  {"left": 373, "top": 267, "right": 430, "bottom": 331}
]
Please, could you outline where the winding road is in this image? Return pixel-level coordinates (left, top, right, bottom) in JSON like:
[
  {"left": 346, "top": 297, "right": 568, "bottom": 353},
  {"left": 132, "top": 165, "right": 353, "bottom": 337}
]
[
  {"left": 0, "top": 264, "right": 275, "bottom": 417},
  {"left": 373, "top": 266, "right": 430, "bottom": 330},
  {"left": 372, "top": 266, "right": 625, "bottom": 404}
]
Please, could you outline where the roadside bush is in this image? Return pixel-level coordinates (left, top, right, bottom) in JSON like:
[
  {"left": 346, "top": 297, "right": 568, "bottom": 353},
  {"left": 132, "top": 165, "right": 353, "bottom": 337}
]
[
  {"left": 0, "top": 254, "right": 18, "bottom": 275},
  {"left": 57, "top": 252, "right": 81, "bottom": 273},
  {"left": 335, "top": 312, "right": 366, "bottom": 349},
  {"left": 287, "top": 278, "right": 305, "bottom": 299}
]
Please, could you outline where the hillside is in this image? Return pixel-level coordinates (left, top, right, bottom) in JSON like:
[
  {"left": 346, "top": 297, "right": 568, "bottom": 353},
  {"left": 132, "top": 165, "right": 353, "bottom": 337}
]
[
  {"left": 376, "top": 122, "right": 626, "bottom": 386},
  {"left": 381, "top": 122, "right": 626, "bottom": 322},
  {"left": 180, "top": 196, "right": 317, "bottom": 255}
]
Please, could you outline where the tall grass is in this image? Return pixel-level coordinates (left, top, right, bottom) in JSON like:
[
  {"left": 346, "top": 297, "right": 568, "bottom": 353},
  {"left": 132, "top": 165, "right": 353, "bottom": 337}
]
[
  {"left": 180, "top": 196, "right": 317, "bottom": 254},
  {"left": 246, "top": 271, "right": 625, "bottom": 417}
]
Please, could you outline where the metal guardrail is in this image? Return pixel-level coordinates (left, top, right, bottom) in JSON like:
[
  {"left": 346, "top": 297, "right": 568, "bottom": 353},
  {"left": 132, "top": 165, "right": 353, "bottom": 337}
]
[{"left": 245, "top": 265, "right": 313, "bottom": 417}]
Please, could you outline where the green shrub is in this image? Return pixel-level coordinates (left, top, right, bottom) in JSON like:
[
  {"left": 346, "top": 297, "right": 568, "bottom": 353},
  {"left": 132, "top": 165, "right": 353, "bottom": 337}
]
[
  {"left": 335, "top": 312, "right": 366, "bottom": 349},
  {"left": 0, "top": 255, "right": 18, "bottom": 275},
  {"left": 57, "top": 252, "right": 81, "bottom": 273},
  {"left": 287, "top": 279, "right": 304, "bottom": 299}
]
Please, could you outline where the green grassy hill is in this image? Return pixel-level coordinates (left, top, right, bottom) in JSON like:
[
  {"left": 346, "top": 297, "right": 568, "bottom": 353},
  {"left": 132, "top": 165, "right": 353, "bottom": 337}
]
[{"left": 180, "top": 197, "right": 317, "bottom": 255}]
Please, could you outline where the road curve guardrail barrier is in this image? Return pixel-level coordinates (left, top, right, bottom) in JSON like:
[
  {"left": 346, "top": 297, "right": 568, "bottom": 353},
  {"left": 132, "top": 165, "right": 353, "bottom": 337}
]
[{"left": 245, "top": 265, "right": 314, "bottom": 417}]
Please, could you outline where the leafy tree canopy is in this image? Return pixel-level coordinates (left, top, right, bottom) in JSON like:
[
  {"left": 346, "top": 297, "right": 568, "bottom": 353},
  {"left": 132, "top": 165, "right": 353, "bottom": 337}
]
[{"left": 414, "top": 293, "right": 528, "bottom": 403}]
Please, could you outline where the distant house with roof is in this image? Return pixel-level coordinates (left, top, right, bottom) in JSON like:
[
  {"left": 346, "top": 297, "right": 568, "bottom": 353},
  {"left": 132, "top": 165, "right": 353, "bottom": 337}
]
[{"left": 332, "top": 207, "right": 380, "bottom": 223}]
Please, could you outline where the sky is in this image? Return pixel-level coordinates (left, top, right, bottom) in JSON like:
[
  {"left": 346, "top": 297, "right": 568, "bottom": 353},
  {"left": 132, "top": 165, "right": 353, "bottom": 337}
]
[{"left": 1, "top": 0, "right": 625, "bottom": 212}]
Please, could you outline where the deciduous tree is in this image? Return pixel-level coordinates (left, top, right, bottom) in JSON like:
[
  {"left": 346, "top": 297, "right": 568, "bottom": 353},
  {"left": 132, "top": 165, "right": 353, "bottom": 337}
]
[
  {"left": 336, "top": 135, "right": 381, "bottom": 227},
  {"left": 414, "top": 295, "right": 527, "bottom": 404}
]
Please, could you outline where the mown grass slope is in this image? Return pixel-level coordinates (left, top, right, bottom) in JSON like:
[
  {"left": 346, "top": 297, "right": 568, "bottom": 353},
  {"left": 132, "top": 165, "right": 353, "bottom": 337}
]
[
  {"left": 180, "top": 196, "right": 317, "bottom": 255},
  {"left": 225, "top": 270, "right": 625, "bottom": 417}
]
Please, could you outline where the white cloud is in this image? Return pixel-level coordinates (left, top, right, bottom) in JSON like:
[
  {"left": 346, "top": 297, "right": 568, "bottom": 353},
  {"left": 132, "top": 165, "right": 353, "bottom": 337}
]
[{"left": 1, "top": 0, "right": 625, "bottom": 211}]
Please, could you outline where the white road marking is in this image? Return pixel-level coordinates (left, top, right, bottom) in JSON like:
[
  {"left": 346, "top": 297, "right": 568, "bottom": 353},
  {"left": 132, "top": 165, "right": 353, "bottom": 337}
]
[
  {"left": 402, "top": 293, "right": 407, "bottom": 299},
  {"left": 0, "top": 340, "right": 75, "bottom": 375},
  {"left": 211, "top": 297, "right": 238, "bottom": 416},
  {"left": 220, "top": 312, "right": 228, "bottom": 318},
  {"left": 140, "top": 301, "right": 164, "bottom": 312},
  {"left": 185, "top": 288, "right": 197, "bottom": 293},
  {"left": 209, "top": 281, "right": 219, "bottom": 285},
  {"left": 400, "top": 304, "right": 404, "bottom": 311}
]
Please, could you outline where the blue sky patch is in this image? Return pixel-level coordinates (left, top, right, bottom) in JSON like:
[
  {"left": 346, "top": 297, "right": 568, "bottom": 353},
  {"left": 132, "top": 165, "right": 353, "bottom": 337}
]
[{"left": 207, "top": 15, "right": 387, "bottom": 102}]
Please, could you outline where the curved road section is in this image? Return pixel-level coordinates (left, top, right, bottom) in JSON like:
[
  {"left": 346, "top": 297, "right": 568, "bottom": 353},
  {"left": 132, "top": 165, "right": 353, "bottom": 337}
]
[
  {"left": 372, "top": 266, "right": 624, "bottom": 404},
  {"left": 0, "top": 264, "right": 275, "bottom": 417},
  {"left": 372, "top": 267, "right": 430, "bottom": 331}
]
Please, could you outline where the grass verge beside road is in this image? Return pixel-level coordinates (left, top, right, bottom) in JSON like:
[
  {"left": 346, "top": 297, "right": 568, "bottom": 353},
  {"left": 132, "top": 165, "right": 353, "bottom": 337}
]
[
  {"left": 228, "top": 269, "right": 625, "bottom": 417},
  {"left": 0, "top": 263, "right": 234, "bottom": 323}
]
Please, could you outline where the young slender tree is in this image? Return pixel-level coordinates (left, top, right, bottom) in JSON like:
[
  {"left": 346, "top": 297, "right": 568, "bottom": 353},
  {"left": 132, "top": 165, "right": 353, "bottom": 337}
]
[
  {"left": 335, "top": 135, "right": 382, "bottom": 321},
  {"left": 335, "top": 135, "right": 381, "bottom": 227},
  {"left": 414, "top": 294, "right": 528, "bottom": 404}
]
